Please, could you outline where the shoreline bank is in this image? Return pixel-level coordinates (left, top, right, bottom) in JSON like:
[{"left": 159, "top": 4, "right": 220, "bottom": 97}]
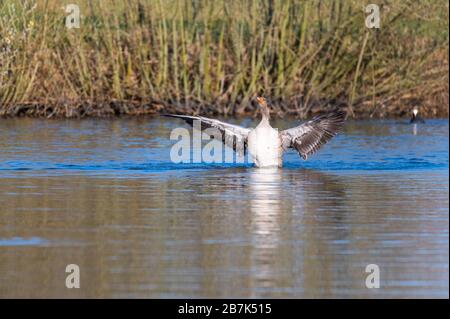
[{"left": 0, "top": 98, "right": 448, "bottom": 119}]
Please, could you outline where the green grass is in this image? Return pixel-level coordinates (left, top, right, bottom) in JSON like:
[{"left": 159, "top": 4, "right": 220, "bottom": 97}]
[{"left": 0, "top": 0, "right": 448, "bottom": 118}]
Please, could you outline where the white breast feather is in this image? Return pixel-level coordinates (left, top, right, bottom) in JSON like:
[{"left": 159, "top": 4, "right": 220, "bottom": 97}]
[{"left": 248, "top": 125, "right": 282, "bottom": 168}]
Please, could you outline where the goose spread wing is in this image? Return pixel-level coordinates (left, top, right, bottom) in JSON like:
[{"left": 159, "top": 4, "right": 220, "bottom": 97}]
[
  {"left": 280, "top": 111, "right": 345, "bottom": 160},
  {"left": 163, "top": 114, "right": 251, "bottom": 155}
]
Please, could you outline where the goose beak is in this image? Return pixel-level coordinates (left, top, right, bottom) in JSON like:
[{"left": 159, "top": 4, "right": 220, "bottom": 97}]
[{"left": 255, "top": 96, "right": 266, "bottom": 106}]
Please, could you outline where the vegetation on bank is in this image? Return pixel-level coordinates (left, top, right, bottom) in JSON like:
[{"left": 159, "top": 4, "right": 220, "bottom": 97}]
[{"left": 0, "top": 0, "right": 448, "bottom": 119}]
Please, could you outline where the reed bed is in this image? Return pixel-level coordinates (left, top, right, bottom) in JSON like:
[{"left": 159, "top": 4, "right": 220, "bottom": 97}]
[{"left": 0, "top": 0, "right": 448, "bottom": 118}]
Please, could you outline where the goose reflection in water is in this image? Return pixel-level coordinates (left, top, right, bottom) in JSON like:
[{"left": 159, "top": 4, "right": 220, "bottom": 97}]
[
  {"left": 248, "top": 168, "right": 285, "bottom": 295},
  {"left": 246, "top": 168, "right": 349, "bottom": 297},
  {"left": 249, "top": 168, "right": 284, "bottom": 246}
]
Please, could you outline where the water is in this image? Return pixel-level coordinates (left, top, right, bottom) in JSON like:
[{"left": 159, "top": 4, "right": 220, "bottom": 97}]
[{"left": 0, "top": 117, "right": 448, "bottom": 298}]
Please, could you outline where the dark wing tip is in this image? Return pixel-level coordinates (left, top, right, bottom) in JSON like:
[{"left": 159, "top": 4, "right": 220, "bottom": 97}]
[
  {"left": 311, "top": 110, "right": 346, "bottom": 134},
  {"left": 162, "top": 114, "right": 200, "bottom": 128},
  {"left": 313, "top": 109, "right": 346, "bottom": 123},
  {"left": 161, "top": 114, "right": 189, "bottom": 118},
  {"left": 294, "top": 109, "right": 346, "bottom": 160}
]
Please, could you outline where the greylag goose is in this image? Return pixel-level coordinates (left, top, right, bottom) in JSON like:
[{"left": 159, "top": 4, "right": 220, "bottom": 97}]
[{"left": 164, "top": 97, "right": 345, "bottom": 167}]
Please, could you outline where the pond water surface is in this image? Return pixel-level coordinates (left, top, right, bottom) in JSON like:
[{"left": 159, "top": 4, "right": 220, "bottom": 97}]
[{"left": 0, "top": 117, "right": 448, "bottom": 298}]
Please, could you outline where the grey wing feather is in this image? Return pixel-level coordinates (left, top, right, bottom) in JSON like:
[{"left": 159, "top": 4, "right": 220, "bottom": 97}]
[
  {"left": 280, "top": 111, "right": 345, "bottom": 160},
  {"left": 163, "top": 114, "right": 251, "bottom": 155}
]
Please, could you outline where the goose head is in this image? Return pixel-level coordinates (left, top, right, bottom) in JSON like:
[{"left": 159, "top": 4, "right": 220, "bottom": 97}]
[{"left": 255, "top": 96, "right": 270, "bottom": 120}]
